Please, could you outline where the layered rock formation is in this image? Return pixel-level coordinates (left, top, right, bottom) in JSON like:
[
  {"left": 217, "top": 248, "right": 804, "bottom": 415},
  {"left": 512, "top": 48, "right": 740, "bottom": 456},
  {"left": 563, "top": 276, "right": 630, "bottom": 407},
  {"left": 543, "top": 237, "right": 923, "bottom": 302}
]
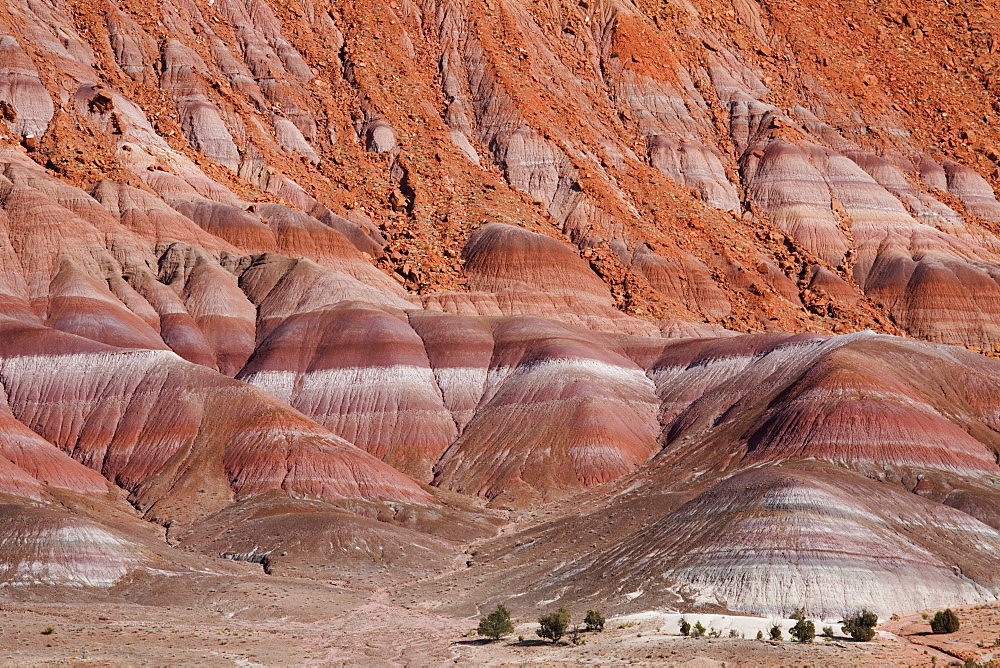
[
  {"left": 0, "top": 0, "right": 999, "bottom": 621},
  {"left": 430, "top": 332, "right": 1000, "bottom": 617}
]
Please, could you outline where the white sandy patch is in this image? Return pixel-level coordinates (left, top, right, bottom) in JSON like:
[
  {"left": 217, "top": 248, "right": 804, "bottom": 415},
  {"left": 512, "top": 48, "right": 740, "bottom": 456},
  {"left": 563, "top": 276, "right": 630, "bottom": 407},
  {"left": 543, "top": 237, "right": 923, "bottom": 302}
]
[{"left": 609, "top": 611, "right": 844, "bottom": 639}]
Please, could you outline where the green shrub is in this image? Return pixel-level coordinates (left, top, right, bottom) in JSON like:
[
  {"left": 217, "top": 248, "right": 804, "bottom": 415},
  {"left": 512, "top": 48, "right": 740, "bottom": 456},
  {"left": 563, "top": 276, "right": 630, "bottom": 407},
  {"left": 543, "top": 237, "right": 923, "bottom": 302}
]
[
  {"left": 962, "top": 659, "right": 990, "bottom": 668},
  {"left": 478, "top": 604, "right": 514, "bottom": 640},
  {"left": 790, "top": 619, "right": 815, "bottom": 643},
  {"left": 584, "top": 609, "right": 605, "bottom": 632},
  {"left": 930, "top": 609, "right": 960, "bottom": 634},
  {"left": 756, "top": 630, "right": 764, "bottom": 640},
  {"left": 692, "top": 621, "right": 706, "bottom": 638},
  {"left": 843, "top": 610, "right": 878, "bottom": 642},
  {"left": 769, "top": 625, "right": 782, "bottom": 641},
  {"left": 41, "top": 626, "right": 54, "bottom": 636},
  {"left": 537, "top": 608, "right": 571, "bottom": 643},
  {"left": 822, "top": 626, "right": 835, "bottom": 638},
  {"left": 678, "top": 618, "right": 690, "bottom": 636}
]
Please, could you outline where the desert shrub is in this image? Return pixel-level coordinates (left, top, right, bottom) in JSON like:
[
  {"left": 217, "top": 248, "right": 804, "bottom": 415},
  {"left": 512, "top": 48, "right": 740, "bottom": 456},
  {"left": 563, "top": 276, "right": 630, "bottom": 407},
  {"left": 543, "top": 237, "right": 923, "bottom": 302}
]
[
  {"left": 692, "top": 621, "right": 706, "bottom": 638},
  {"left": 478, "top": 604, "right": 514, "bottom": 640},
  {"left": 790, "top": 619, "right": 815, "bottom": 643},
  {"left": 822, "top": 626, "right": 835, "bottom": 637},
  {"left": 930, "top": 609, "right": 960, "bottom": 634},
  {"left": 41, "top": 626, "right": 54, "bottom": 636},
  {"left": 756, "top": 630, "right": 764, "bottom": 640},
  {"left": 729, "top": 629, "right": 740, "bottom": 638},
  {"left": 843, "top": 610, "right": 878, "bottom": 642},
  {"left": 537, "top": 608, "right": 571, "bottom": 643},
  {"left": 678, "top": 618, "right": 691, "bottom": 636},
  {"left": 962, "top": 659, "right": 993, "bottom": 668},
  {"left": 769, "top": 624, "right": 783, "bottom": 641},
  {"left": 584, "top": 610, "right": 605, "bottom": 632}
]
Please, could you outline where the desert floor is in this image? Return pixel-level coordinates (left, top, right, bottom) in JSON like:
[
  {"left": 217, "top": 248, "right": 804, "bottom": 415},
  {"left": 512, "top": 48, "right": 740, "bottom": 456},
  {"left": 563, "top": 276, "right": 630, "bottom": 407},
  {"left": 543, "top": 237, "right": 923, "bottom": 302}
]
[{"left": 2, "top": 574, "right": 997, "bottom": 666}]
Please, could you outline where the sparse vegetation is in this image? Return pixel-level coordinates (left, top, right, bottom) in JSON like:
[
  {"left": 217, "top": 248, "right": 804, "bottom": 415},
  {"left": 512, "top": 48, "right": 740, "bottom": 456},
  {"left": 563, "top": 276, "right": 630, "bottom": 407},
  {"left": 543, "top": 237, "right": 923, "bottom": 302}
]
[
  {"left": 756, "top": 630, "right": 764, "bottom": 640},
  {"left": 678, "top": 618, "right": 691, "bottom": 636},
  {"left": 569, "top": 624, "right": 586, "bottom": 645},
  {"left": 692, "top": 621, "right": 706, "bottom": 638},
  {"left": 584, "top": 609, "right": 605, "bottom": 632},
  {"left": 790, "top": 618, "right": 815, "bottom": 643},
  {"left": 843, "top": 610, "right": 878, "bottom": 642},
  {"left": 537, "top": 608, "right": 572, "bottom": 643},
  {"left": 930, "top": 609, "right": 960, "bottom": 634},
  {"left": 962, "top": 659, "right": 996, "bottom": 668},
  {"left": 729, "top": 629, "right": 739, "bottom": 638},
  {"left": 769, "top": 624, "right": 783, "bottom": 641},
  {"left": 477, "top": 604, "right": 514, "bottom": 641},
  {"left": 41, "top": 626, "right": 54, "bottom": 635},
  {"left": 618, "top": 621, "right": 639, "bottom": 629},
  {"left": 822, "top": 625, "right": 835, "bottom": 637}
]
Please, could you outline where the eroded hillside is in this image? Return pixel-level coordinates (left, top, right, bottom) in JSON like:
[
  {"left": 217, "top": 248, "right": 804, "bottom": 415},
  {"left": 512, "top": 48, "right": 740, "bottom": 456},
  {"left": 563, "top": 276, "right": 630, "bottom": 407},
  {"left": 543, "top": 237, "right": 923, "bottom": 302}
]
[{"left": 1, "top": 0, "right": 1000, "bottom": 631}]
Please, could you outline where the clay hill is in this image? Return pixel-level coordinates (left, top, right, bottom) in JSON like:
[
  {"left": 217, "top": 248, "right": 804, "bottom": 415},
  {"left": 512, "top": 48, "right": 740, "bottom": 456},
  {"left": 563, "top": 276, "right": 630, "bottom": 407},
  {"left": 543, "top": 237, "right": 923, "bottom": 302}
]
[{"left": 3, "top": 0, "right": 1000, "bottom": 655}]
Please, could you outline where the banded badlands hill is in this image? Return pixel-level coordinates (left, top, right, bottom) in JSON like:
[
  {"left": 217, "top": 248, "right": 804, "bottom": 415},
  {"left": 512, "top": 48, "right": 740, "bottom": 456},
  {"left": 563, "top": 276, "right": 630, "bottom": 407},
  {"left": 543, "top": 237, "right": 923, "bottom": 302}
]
[{"left": 3, "top": 0, "right": 1000, "bottom": 661}]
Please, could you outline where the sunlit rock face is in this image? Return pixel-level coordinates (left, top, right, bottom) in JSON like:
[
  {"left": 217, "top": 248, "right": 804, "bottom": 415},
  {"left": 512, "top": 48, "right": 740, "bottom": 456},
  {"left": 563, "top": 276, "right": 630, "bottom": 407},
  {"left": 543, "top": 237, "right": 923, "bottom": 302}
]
[
  {"left": 561, "top": 466, "right": 1000, "bottom": 618},
  {"left": 1, "top": 0, "right": 1000, "bottom": 618}
]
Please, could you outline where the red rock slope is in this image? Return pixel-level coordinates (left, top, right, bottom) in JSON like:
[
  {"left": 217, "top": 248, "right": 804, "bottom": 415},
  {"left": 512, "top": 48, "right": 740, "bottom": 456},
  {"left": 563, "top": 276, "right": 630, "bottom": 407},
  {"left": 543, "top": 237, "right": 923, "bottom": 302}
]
[{"left": 0, "top": 0, "right": 999, "bottom": 619}]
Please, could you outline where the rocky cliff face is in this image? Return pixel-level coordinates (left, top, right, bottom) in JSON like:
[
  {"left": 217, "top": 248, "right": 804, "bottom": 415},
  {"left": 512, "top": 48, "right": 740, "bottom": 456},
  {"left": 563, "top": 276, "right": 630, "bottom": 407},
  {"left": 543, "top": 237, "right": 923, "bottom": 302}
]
[{"left": 1, "top": 0, "right": 1000, "bottom": 617}]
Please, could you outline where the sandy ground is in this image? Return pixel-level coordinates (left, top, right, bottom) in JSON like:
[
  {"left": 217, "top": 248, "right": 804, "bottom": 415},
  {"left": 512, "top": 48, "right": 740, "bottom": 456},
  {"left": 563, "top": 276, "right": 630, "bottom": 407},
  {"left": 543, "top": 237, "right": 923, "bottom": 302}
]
[
  {"left": 5, "top": 583, "right": 994, "bottom": 666},
  {"left": 884, "top": 604, "right": 1000, "bottom": 665},
  {"left": 0, "top": 587, "right": 468, "bottom": 666}
]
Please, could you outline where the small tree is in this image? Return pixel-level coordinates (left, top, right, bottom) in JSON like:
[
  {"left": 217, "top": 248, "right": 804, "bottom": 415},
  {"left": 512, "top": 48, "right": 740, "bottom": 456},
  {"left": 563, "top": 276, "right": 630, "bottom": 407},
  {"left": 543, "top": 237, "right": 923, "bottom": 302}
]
[
  {"left": 769, "top": 624, "right": 783, "bottom": 641},
  {"left": 679, "top": 618, "right": 691, "bottom": 636},
  {"left": 478, "top": 604, "right": 514, "bottom": 640},
  {"left": 790, "top": 618, "right": 815, "bottom": 643},
  {"left": 843, "top": 610, "right": 878, "bottom": 642},
  {"left": 930, "top": 609, "right": 960, "bottom": 634},
  {"left": 692, "top": 621, "right": 706, "bottom": 638},
  {"left": 537, "top": 608, "right": 572, "bottom": 643},
  {"left": 584, "top": 609, "right": 605, "bottom": 632},
  {"left": 822, "top": 626, "right": 835, "bottom": 638}
]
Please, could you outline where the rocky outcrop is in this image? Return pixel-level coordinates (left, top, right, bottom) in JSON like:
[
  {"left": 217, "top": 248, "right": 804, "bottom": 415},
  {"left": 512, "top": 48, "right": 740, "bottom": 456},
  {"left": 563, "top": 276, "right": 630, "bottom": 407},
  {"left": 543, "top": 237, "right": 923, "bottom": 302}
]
[{"left": 0, "top": 35, "right": 54, "bottom": 139}]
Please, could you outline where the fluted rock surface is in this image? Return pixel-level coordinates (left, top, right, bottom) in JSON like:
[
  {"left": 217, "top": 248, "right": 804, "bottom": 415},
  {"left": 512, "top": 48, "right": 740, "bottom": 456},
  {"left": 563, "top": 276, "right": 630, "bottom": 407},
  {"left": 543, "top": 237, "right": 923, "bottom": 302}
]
[
  {"left": 2, "top": 0, "right": 1000, "bottom": 622},
  {"left": 430, "top": 331, "right": 1000, "bottom": 618},
  {"left": 520, "top": 465, "right": 1000, "bottom": 617},
  {"left": 432, "top": 316, "right": 661, "bottom": 504}
]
